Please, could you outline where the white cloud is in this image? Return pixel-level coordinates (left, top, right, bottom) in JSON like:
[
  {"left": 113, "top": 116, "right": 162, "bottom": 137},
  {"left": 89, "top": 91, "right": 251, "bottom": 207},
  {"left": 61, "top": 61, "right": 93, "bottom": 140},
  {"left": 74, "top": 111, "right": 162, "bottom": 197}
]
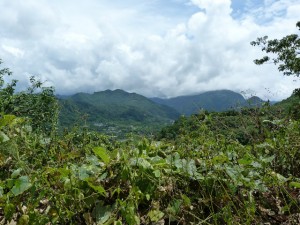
[
  {"left": 0, "top": 0, "right": 299, "bottom": 100},
  {"left": 2, "top": 45, "right": 24, "bottom": 58}
]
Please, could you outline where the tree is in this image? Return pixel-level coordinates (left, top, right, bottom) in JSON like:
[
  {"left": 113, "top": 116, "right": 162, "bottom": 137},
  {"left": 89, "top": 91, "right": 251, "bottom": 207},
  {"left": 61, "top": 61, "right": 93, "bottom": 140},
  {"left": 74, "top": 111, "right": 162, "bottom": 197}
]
[
  {"left": 0, "top": 59, "right": 58, "bottom": 133},
  {"left": 251, "top": 21, "right": 300, "bottom": 78}
]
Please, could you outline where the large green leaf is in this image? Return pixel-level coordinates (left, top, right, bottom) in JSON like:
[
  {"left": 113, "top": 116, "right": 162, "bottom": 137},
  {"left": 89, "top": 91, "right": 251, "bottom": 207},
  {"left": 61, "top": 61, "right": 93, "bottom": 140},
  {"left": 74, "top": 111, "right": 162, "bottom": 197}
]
[
  {"left": 0, "top": 131, "right": 9, "bottom": 142},
  {"left": 93, "top": 203, "right": 114, "bottom": 224},
  {"left": 11, "top": 168, "right": 22, "bottom": 178},
  {"left": 238, "top": 154, "right": 253, "bottom": 165},
  {"left": 11, "top": 176, "right": 32, "bottom": 196},
  {"left": 153, "top": 170, "right": 161, "bottom": 178},
  {"left": 87, "top": 181, "right": 107, "bottom": 197},
  {"left": 0, "top": 115, "right": 16, "bottom": 128},
  {"left": 93, "top": 147, "right": 110, "bottom": 164},
  {"left": 148, "top": 210, "right": 164, "bottom": 222},
  {"left": 289, "top": 182, "right": 300, "bottom": 188}
]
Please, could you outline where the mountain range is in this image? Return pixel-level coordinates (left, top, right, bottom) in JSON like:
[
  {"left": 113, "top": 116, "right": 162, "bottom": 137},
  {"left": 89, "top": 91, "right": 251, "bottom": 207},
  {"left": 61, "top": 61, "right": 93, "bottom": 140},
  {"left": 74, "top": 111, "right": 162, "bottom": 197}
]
[{"left": 58, "top": 89, "right": 265, "bottom": 136}]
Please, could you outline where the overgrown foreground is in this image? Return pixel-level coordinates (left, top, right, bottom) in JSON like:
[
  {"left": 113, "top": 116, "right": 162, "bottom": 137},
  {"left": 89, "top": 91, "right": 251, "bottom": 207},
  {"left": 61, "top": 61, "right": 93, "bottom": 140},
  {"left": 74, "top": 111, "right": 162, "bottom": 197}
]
[{"left": 1, "top": 101, "right": 300, "bottom": 224}]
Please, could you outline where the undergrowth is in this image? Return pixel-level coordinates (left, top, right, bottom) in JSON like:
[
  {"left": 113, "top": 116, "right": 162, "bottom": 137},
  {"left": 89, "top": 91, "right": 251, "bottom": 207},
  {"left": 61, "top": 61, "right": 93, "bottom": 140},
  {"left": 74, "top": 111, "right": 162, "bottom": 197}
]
[{"left": 0, "top": 110, "right": 300, "bottom": 224}]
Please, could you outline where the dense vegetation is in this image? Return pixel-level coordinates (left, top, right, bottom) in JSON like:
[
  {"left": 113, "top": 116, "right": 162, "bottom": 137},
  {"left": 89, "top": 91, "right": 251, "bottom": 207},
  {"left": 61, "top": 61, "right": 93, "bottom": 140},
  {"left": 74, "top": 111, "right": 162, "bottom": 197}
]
[
  {"left": 0, "top": 22, "right": 300, "bottom": 225},
  {"left": 1, "top": 63, "right": 300, "bottom": 225},
  {"left": 58, "top": 90, "right": 179, "bottom": 137}
]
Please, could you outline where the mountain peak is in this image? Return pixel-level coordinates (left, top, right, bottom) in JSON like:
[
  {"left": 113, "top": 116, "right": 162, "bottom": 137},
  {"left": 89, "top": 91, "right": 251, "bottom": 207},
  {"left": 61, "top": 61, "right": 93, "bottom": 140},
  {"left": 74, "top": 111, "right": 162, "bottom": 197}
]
[{"left": 247, "top": 96, "right": 264, "bottom": 106}]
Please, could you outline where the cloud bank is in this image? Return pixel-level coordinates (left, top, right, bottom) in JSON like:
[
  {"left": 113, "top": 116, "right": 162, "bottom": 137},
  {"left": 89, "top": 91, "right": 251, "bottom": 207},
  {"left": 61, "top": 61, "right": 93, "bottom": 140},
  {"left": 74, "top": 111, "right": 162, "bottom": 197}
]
[{"left": 0, "top": 0, "right": 299, "bottom": 100}]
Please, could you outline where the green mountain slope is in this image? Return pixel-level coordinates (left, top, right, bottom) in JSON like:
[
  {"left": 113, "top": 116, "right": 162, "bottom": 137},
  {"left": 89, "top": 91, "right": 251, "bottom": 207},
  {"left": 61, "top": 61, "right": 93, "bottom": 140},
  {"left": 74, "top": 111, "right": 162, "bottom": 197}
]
[
  {"left": 59, "top": 89, "right": 180, "bottom": 136},
  {"left": 273, "top": 93, "right": 300, "bottom": 119},
  {"left": 151, "top": 90, "right": 248, "bottom": 115}
]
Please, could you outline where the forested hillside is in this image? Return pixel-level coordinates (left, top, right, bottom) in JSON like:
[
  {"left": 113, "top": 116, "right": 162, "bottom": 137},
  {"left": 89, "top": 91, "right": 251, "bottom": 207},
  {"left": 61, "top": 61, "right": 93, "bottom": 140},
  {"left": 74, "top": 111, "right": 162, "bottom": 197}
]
[{"left": 58, "top": 89, "right": 179, "bottom": 137}]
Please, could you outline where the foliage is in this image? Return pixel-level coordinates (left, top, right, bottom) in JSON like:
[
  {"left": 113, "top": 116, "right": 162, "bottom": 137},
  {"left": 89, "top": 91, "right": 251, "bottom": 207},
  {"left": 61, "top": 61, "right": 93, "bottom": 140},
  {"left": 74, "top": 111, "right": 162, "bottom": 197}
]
[
  {"left": 272, "top": 93, "right": 300, "bottom": 120},
  {"left": 158, "top": 102, "right": 282, "bottom": 145},
  {"left": 1, "top": 96, "right": 300, "bottom": 224},
  {"left": 251, "top": 21, "right": 300, "bottom": 97},
  {"left": 0, "top": 60, "right": 58, "bottom": 134},
  {"left": 251, "top": 21, "right": 300, "bottom": 77}
]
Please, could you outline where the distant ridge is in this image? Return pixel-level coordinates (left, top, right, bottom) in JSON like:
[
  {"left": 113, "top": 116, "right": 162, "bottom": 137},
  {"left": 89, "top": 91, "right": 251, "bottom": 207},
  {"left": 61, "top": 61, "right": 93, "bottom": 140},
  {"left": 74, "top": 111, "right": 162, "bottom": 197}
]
[
  {"left": 58, "top": 89, "right": 267, "bottom": 135},
  {"left": 151, "top": 90, "right": 252, "bottom": 115}
]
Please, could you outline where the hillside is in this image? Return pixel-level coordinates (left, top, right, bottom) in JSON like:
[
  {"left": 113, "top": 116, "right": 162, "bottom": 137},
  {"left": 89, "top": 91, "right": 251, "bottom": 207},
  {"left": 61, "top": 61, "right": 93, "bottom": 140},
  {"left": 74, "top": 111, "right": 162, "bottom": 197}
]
[
  {"left": 151, "top": 90, "right": 248, "bottom": 115},
  {"left": 2, "top": 64, "right": 300, "bottom": 224},
  {"left": 58, "top": 89, "right": 179, "bottom": 136},
  {"left": 272, "top": 93, "right": 300, "bottom": 119},
  {"left": 2, "top": 87, "right": 300, "bottom": 224}
]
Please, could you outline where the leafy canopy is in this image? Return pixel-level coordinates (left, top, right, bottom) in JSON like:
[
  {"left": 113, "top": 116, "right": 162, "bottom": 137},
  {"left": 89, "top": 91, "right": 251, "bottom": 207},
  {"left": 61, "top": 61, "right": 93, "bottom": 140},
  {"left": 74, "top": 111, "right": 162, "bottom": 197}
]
[
  {"left": 251, "top": 21, "right": 300, "bottom": 77},
  {"left": 0, "top": 59, "right": 58, "bottom": 133}
]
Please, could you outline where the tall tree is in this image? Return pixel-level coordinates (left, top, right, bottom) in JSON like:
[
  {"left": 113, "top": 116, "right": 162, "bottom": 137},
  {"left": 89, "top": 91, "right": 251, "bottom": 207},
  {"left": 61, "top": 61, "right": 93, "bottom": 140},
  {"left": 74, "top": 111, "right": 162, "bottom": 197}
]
[{"left": 251, "top": 21, "right": 300, "bottom": 78}]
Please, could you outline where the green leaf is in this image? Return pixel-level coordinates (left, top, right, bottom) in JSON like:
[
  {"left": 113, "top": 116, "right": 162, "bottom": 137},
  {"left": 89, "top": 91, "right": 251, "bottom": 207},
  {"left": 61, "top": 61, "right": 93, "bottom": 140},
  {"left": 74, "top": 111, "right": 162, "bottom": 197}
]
[
  {"left": 212, "top": 154, "right": 228, "bottom": 164},
  {"left": 78, "top": 166, "right": 90, "bottom": 181},
  {"left": 139, "top": 158, "right": 152, "bottom": 169},
  {"left": 289, "top": 182, "right": 300, "bottom": 188},
  {"left": 0, "top": 115, "right": 16, "bottom": 127},
  {"left": 146, "top": 194, "right": 150, "bottom": 201},
  {"left": 251, "top": 161, "right": 262, "bottom": 168},
  {"left": 93, "top": 147, "right": 110, "bottom": 164},
  {"left": 11, "top": 168, "right": 22, "bottom": 178},
  {"left": 153, "top": 170, "right": 161, "bottom": 178},
  {"left": 124, "top": 205, "right": 140, "bottom": 225},
  {"left": 87, "top": 181, "right": 107, "bottom": 197},
  {"left": 4, "top": 203, "right": 15, "bottom": 221},
  {"left": 238, "top": 158, "right": 253, "bottom": 165},
  {"left": 185, "top": 159, "right": 197, "bottom": 176},
  {"left": 130, "top": 158, "right": 153, "bottom": 169},
  {"left": 260, "top": 155, "right": 275, "bottom": 163},
  {"left": 276, "top": 173, "right": 287, "bottom": 183},
  {"left": 181, "top": 194, "right": 191, "bottom": 206},
  {"left": 11, "top": 176, "right": 32, "bottom": 196},
  {"left": 17, "top": 214, "right": 29, "bottom": 225},
  {"left": 0, "top": 186, "right": 3, "bottom": 198},
  {"left": 0, "top": 131, "right": 9, "bottom": 142},
  {"left": 93, "top": 203, "right": 113, "bottom": 224},
  {"left": 148, "top": 210, "right": 164, "bottom": 222}
]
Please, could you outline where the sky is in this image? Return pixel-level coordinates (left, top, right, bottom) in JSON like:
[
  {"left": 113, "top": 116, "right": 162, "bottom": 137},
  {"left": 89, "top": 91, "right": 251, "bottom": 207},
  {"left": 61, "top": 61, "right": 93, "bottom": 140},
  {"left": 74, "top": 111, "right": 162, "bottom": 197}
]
[{"left": 0, "top": 0, "right": 299, "bottom": 100}]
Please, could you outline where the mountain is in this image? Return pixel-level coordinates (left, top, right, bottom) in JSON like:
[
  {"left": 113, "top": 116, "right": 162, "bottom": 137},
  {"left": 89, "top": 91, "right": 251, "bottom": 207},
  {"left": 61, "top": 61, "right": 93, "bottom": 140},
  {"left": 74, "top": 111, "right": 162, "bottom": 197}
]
[
  {"left": 151, "top": 90, "right": 248, "bottom": 115},
  {"left": 58, "top": 89, "right": 268, "bottom": 136},
  {"left": 272, "top": 93, "right": 300, "bottom": 119},
  {"left": 58, "top": 89, "right": 180, "bottom": 136},
  {"left": 246, "top": 96, "right": 265, "bottom": 107}
]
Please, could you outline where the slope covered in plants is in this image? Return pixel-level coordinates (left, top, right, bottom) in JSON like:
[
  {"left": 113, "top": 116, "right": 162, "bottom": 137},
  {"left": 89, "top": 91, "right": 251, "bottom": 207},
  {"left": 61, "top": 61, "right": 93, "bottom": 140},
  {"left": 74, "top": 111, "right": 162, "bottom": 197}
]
[
  {"left": 1, "top": 101, "right": 300, "bottom": 224},
  {"left": 1, "top": 61, "right": 300, "bottom": 224}
]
